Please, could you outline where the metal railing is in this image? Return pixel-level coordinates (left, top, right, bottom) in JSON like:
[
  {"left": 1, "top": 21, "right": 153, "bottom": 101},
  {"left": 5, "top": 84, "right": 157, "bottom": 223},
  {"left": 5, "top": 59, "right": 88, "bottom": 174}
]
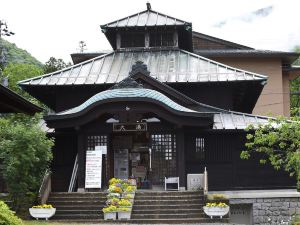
[
  {"left": 68, "top": 154, "right": 78, "bottom": 192},
  {"left": 38, "top": 170, "right": 52, "bottom": 204},
  {"left": 203, "top": 167, "right": 208, "bottom": 195}
]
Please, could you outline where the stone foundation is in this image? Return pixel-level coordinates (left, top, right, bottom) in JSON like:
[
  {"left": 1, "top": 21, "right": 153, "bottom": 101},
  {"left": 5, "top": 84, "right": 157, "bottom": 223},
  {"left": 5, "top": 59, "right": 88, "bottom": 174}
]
[{"left": 230, "top": 197, "right": 300, "bottom": 225}]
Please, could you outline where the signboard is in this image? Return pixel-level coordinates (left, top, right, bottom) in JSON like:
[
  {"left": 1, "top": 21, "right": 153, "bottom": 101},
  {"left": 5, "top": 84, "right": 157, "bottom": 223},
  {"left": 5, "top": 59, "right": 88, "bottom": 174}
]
[
  {"left": 95, "top": 146, "right": 107, "bottom": 155},
  {"left": 85, "top": 150, "right": 102, "bottom": 188},
  {"left": 113, "top": 123, "right": 147, "bottom": 132}
]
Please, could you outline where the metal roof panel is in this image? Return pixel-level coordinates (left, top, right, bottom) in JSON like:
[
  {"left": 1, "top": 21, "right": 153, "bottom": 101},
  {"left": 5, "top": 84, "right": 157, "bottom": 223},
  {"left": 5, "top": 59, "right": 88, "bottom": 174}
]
[{"left": 19, "top": 49, "right": 267, "bottom": 86}]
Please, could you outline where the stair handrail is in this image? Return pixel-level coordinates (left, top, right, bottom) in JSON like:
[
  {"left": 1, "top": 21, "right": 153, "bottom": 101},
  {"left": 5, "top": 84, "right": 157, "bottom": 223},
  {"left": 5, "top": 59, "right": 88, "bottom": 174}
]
[
  {"left": 203, "top": 167, "right": 208, "bottom": 195},
  {"left": 38, "top": 169, "right": 52, "bottom": 204},
  {"left": 68, "top": 154, "right": 78, "bottom": 192}
]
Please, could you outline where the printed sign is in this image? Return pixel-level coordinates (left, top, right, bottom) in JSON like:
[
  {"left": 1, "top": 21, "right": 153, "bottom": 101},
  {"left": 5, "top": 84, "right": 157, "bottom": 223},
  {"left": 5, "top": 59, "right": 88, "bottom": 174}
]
[
  {"left": 85, "top": 150, "right": 102, "bottom": 188},
  {"left": 113, "top": 123, "right": 147, "bottom": 132}
]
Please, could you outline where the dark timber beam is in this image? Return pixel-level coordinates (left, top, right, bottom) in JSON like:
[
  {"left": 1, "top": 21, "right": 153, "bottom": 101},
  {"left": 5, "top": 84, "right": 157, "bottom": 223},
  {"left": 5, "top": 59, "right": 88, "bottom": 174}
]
[{"left": 176, "top": 129, "right": 186, "bottom": 187}]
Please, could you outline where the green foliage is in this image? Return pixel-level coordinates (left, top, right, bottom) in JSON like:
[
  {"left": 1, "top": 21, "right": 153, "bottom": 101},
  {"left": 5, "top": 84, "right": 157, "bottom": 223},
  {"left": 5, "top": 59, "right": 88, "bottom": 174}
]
[
  {"left": 0, "top": 114, "right": 54, "bottom": 212},
  {"left": 290, "top": 46, "right": 300, "bottom": 115},
  {"left": 0, "top": 201, "right": 23, "bottom": 225},
  {"left": 43, "top": 57, "right": 71, "bottom": 74},
  {"left": 0, "top": 39, "right": 42, "bottom": 68},
  {"left": 241, "top": 116, "right": 300, "bottom": 191},
  {"left": 2, "top": 63, "right": 43, "bottom": 105}
]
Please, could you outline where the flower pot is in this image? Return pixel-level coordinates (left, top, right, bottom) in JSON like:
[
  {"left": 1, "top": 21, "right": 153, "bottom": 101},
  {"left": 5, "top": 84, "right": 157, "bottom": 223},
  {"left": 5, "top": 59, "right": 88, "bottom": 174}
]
[
  {"left": 29, "top": 208, "right": 56, "bottom": 220},
  {"left": 118, "top": 211, "right": 131, "bottom": 220},
  {"left": 203, "top": 206, "right": 229, "bottom": 219},
  {"left": 104, "top": 211, "right": 117, "bottom": 220}
]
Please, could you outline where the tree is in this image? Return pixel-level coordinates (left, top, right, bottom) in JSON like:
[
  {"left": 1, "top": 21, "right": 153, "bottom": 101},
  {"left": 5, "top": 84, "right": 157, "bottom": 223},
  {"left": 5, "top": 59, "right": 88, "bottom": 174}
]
[
  {"left": 43, "top": 57, "right": 71, "bottom": 74},
  {"left": 0, "top": 114, "right": 54, "bottom": 212},
  {"left": 241, "top": 116, "right": 300, "bottom": 191},
  {"left": 290, "top": 46, "right": 300, "bottom": 115},
  {"left": 2, "top": 63, "right": 43, "bottom": 101}
]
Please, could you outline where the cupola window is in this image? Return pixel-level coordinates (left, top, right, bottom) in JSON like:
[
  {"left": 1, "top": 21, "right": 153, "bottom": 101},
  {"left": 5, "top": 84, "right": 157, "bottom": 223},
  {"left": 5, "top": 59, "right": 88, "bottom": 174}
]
[
  {"left": 121, "top": 32, "right": 145, "bottom": 48},
  {"left": 150, "top": 31, "right": 174, "bottom": 47}
]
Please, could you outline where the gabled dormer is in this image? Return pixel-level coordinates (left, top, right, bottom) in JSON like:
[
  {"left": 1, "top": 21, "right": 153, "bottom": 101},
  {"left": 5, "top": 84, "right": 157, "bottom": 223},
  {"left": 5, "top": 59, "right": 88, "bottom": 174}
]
[{"left": 100, "top": 3, "right": 193, "bottom": 52}]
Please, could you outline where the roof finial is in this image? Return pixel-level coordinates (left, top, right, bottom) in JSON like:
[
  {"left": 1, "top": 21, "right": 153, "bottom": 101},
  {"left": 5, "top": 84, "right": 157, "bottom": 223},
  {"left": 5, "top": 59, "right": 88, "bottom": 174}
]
[{"left": 146, "top": 2, "right": 151, "bottom": 11}]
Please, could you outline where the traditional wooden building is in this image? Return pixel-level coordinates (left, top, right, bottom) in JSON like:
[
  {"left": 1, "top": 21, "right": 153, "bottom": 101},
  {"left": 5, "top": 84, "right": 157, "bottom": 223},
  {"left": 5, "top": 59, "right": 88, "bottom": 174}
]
[{"left": 19, "top": 4, "right": 298, "bottom": 192}]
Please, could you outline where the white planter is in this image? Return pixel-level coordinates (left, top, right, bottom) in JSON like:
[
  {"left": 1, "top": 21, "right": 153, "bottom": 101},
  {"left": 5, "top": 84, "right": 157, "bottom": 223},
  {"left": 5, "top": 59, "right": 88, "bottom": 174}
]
[
  {"left": 29, "top": 208, "right": 56, "bottom": 220},
  {"left": 104, "top": 212, "right": 117, "bottom": 220},
  {"left": 118, "top": 211, "right": 131, "bottom": 220},
  {"left": 203, "top": 206, "right": 229, "bottom": 219}
]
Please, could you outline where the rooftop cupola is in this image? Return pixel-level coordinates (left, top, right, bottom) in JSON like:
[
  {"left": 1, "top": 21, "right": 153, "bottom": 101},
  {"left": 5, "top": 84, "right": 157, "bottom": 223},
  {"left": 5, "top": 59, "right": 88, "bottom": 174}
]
[{"left": 100, "top": 3, "right": 193, "bottom": 51}]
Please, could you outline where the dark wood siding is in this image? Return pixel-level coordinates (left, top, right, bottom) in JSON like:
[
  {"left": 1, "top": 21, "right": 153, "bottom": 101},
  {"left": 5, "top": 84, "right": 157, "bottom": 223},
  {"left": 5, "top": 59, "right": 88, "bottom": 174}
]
[{"left": 185, "top": 131, "right": 295, "bottom": 190}]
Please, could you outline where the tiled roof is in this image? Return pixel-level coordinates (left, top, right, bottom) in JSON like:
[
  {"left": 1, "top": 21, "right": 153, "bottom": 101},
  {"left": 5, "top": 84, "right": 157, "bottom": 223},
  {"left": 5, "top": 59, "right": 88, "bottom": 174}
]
[
  {"left": 101, "top": 9, "right": 189, "bottom": 29},
  {"left": 213, "top": 112, "right": 270, "bottom": 130},
  {"left": 57, "top": 88, "right": 199, "bottom": 115},
  {"left": 19, "top": 49, "right": 267, "bottom": 86}
]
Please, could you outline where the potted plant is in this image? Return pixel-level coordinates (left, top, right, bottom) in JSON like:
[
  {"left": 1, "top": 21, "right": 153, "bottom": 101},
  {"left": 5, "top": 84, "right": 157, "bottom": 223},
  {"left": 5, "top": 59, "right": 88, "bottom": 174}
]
[
  {"left": 118, "top": 199, "right": 132, "bottom": 208},
  {"left": 123, "top": 185, "right": 136, "bottom": 194},
  {"left": 29, "top": 204, "right": 56, "bottom": 220},
  {"left": 102, "top": 205, "right": 117, "bottom": 220},
  {"left": 122, "top": 193, "right": 134, "bottom": 203},
  {"left": 203, "top": 202, "right": 229, "bottom": 219},
  {"left": 117, "top": 207, "right": 132, "bottom": 220}
]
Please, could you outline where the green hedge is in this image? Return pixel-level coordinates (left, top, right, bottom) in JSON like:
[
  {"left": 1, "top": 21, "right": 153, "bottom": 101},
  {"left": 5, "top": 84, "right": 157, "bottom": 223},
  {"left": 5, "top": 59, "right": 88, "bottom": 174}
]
[{"left": 0, "top": 201, "right": 23, "bottom": 225}]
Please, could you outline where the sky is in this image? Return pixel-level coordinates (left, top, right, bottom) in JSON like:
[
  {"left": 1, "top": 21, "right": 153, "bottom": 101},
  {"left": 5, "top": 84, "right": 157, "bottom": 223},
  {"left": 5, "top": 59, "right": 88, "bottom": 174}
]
[{"left": 1, "top": 0, "right": 300, "bottom": 63}]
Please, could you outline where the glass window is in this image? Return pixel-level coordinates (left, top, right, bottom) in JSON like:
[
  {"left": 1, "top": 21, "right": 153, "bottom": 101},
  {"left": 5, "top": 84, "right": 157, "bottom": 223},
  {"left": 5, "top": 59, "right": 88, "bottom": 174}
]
[
  {"left": 195, "top": 137, "right": 205, "bottom": 160},
  {"left": 150, "top": 31, "right": 174, "bottom": 47},
  {"left": 121, "top": 32, "right": 145, "bottom": 48}
]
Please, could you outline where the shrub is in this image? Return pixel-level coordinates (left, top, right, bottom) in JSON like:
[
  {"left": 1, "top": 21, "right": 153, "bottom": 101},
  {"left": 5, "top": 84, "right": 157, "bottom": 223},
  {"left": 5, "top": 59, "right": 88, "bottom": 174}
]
[{"left": 0, "top": 201, "right": 23, "bottom": 225}]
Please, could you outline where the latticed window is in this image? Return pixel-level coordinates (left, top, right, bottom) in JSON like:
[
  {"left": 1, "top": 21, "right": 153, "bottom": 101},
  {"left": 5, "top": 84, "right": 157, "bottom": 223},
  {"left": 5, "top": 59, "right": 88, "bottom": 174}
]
[
  {"left": 121, "top": 32, "right": 145, "bottom": 48},
  {"left": 87, "top": 135, "right": 107, "bottom": 150},
  {"left": 151, "top": 134, "right": 176, "bottom": 185},
  {"left": 150, "top": 31, "right": 174, "bottom": 47},
  {"left": 195, "top": 137, "right": 205, "bottom": 160}
]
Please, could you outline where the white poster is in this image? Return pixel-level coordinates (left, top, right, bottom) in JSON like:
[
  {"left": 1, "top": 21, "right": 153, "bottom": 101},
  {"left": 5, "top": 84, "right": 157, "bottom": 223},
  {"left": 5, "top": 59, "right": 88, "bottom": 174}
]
[
  {"left": 85, "top": 150, "right": 102, "bottom": 188},
  {"left": 95, "top": 146, "right": 107, "bottom": 154}
]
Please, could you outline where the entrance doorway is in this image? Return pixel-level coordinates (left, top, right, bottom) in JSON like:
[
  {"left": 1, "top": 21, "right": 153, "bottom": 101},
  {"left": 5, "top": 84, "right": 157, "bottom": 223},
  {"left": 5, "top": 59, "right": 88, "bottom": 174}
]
[
  {"left": 112, "top": 132, "right": 151, "bottom": 189},
  {"left": 111, "top": 132, "right": 177, "bottom": 188}
]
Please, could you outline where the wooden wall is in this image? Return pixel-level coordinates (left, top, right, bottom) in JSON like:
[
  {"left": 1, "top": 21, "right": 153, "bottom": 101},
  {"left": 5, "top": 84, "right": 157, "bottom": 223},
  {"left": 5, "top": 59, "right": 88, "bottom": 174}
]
[{"left": 185, "top": 131, "right": 296, "bottom": 190}]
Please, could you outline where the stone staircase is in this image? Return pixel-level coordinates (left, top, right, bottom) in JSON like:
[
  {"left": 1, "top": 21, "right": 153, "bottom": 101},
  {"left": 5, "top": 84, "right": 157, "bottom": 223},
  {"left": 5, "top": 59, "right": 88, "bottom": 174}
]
[
  {"left": 131, "top": 191, "right": 228, "bottom": 223},
  {"left": 48, "top": 192, "right": 106, "bottom": 220},
  {"left": 47, "top": 191, "right": 229, "bottom": 223}
]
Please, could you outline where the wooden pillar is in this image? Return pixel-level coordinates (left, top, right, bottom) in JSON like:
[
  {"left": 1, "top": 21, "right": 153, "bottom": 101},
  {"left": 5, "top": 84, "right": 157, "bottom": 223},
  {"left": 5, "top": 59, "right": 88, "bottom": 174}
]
[
  {"left": 176, "top": 129, "right": 186, "bottom": 188},
  {"left": 77, "top": 131, "right": 85, "bottom": 192}
]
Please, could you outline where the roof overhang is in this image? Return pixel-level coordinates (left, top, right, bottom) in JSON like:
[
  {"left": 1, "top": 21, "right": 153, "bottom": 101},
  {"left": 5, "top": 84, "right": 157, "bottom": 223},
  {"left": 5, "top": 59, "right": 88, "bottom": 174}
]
[{"left": 0, "top": 84, "right": 42, "bottom": 115}]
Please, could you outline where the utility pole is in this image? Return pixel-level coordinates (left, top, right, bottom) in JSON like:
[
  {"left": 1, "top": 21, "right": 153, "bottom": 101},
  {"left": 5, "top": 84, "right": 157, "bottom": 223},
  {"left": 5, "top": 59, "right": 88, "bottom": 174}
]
[{"left": 0, "top": 20, "right": 15, "bottom": 69}]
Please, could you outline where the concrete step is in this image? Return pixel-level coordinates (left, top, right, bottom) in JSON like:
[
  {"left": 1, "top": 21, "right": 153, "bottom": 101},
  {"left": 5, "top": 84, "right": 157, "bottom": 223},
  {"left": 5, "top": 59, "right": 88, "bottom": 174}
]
[
  {"left": 49, "top": 218, "right": 229, "bottom": 223},
  {"left": 55, "top": 209, "right": 103, "bottom": 215},
  {"left": 53, "top": 214, "right": 103, "bottom": 220},
  {"left": 135, "top": 195, "right": 204, "bottom": 201},
  {"left": 132, "top": 208, "right": 203, "bottom": 214},
  {"left": 50, "top": 192, "right": 107, "bottom": 197},
  {"left": 133, "top": 199, "right": 201, "bottom": 205},
  {"left": 132, "top": 203, "right": 203, "bottom": 210},
  {"left": 131, "top": 213, "right": 204, "bottom": 219},
  {"left": 135, "top": 191, "right": 203, "bottom": 196},
  {"left": 55, "top": 205, "right": 103, "bottom": 210},
  {"left": 48, "top": 196, "right": 107, "bottom": 201},
  {"left": 48, "top": 200, "right": 105, "bottom": 206}
]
